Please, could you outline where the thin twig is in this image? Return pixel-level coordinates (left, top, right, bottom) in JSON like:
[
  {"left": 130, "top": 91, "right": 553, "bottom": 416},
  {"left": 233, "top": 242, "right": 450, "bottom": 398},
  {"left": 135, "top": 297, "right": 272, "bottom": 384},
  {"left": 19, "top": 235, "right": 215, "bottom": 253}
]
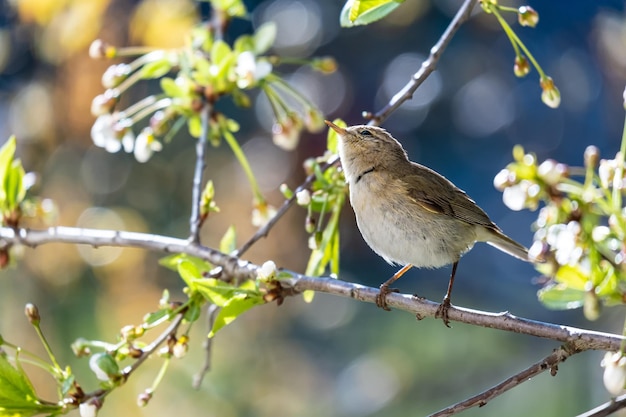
[
  {"left": 370, "top": 0, "right": 478, "bottom": 125},
  {"left": 233, "top": 155, "right": 339, "bottom": 257},
  {"left": 192, "top": 304, "right": 219, "bottom": 389},
  {"left": 578, "top": 393, "right": 626, "bottom": 417},
  {"left": 1, "top": 226, "right": 623, "bottom": 351},
  {"left": 429, "top": 345, "right": 577, "bottom": 416},
  {"left": 189, "top": 103, "right": 211, "bottom": 244}
]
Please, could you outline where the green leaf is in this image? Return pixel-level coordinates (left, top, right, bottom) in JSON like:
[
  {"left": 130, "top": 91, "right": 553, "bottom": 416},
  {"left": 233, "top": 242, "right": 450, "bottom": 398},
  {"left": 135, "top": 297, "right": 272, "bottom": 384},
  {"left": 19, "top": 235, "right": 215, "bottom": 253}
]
[
  {"left": 0, "top": 137, "right": 16, "bottom": 206},
  {"left": 210, "top": 0, "right": 247, "bottom": 17},
  {"left": 159, "top": 254, "right": 213, "bottom": 273},
  {"left": 4, "top": 160, "right": 25, "bottom": 211},
  {"left": 0, "top": 353, "right": 61, "bottom": 417},
  {"left": 326, "top": 118, "right": 345, "bottom": 154},
  {"left": 305, "top": 193, "right": 345, "bottom": 276},
  {"left": 219, "top": 226, "right": 237, "bottom": 254},
  {"left": 234, "top": 35, "right": 255, "bottom": 54},
  {"left": 537, "top": 284, "right": 585, "bottom": 310},
  {"left": 554, "top": 265, "right": 588, "bottom": 291},
  {"left": 208, "top": 294, "right": 263, "bottom": 338},
  {"left": 340, "top": 0, "right": 405, "bottom": 27},
  {"left": 177, "top": 259, "right": 203, "bottom": 289},
  {"left": 188, "top": 115, "right": 202, "bottom": 138},
  {"left": 160, "top": 77, "right": 186, "bottom": 98},
  {"left": 211, "top": 40, "right": 232, "bottom": 67},
  {"left": 139, "top": 59, "right": 172, "bottom": 79},
  {"left": 253, "top": 22, "right": 277, "bottom": 55}
]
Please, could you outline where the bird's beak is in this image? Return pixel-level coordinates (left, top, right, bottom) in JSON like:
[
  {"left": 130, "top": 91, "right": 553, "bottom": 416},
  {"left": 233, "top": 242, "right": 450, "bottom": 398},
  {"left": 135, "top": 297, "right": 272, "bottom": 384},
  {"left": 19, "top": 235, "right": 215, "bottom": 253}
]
[{"left": 325, "top": 120, "right": 347, "bottom": 135}]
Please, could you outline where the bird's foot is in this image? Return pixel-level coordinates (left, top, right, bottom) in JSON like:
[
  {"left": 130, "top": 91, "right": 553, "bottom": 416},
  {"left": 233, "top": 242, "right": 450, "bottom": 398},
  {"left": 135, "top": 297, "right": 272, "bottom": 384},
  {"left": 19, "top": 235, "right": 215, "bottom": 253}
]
[
  {"left": 435, "top": 297, "right": 452, "bottom": 328},
  {"left": 375, "top": 284, "right": 399, "bottom": 311}
]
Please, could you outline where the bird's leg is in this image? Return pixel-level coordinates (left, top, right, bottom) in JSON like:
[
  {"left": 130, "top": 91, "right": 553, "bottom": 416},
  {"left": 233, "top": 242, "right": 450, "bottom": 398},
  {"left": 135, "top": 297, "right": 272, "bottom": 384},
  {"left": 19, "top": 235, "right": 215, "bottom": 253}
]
[
  {"left": 435, "top": 261, "right": 459, "bottom": 327},
  {"left": 376, "top": 264, "right": 413, "bottom": 311}
]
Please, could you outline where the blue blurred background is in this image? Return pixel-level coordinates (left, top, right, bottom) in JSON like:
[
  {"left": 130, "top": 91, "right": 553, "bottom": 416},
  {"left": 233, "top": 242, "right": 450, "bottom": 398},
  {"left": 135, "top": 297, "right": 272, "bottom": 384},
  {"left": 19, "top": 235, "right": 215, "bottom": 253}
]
[{"left": 1, "top": 0, "right": 626, "bottom": 415}]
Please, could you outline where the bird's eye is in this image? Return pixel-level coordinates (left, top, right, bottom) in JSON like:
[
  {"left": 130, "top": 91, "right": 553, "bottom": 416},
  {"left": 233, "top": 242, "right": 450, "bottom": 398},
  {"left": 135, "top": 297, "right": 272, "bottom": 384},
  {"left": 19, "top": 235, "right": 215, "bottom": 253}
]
[{"left": 359, "top": 130, "right": 373, "bottom": 137}]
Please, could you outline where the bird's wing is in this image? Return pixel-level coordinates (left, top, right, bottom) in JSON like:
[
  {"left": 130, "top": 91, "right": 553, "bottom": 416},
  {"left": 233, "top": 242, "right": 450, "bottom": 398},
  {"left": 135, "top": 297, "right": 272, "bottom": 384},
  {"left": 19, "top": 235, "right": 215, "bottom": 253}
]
[{"left": 402, "top": 166, "right": 497, "bottom": 229}]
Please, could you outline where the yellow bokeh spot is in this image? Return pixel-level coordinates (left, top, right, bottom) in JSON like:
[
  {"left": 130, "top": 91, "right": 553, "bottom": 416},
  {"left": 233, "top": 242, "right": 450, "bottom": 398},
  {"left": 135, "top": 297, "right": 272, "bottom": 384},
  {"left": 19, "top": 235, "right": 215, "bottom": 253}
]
[{"left": 130, "top": 0, "right": 198, "bottom": 48}]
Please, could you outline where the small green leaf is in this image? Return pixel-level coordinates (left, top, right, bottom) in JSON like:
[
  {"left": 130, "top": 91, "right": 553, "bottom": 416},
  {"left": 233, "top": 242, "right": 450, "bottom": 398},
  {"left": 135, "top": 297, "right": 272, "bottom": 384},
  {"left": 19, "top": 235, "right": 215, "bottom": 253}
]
[
  {"left": 326, "top": 118, "right": 345, "bottom": 154},
  {"left": 0, "top": 353, "right": 61, "bottom": 417},
  {"left": 160, "top": 254, "right": 213, "bottom": 273},
  {"left": 554, "top": 265, "right": 588, "bottom": 291},
  {"left": 211, "top": 0, "right": 247, "bottom": 17},
  {"left": 340, "top": 0, "right": 405, "bottom": 27},
  {"left": 211, "top": 40, "right": 232, "bottom": 67},
  {"left": 143, "top": 309, "right": 169, "bottom": 326},
  {"left": 219, "top": 226, "right": 237, "bottom": 254},
  {"left": 184, "top": 301, "right": 202, "bottom": 323},
  {"left": 177, "top": 259, "right": 203, "bottom": 288},
  {"left": 160, "top": 77, "right": 186, "bottom": 98},
  {"left": 234, "top": 35, "right": 254, "bottom": 53},
  {"left": 188, "top": 115, "right": 202, "bottom": 138},
  {"left": 139, "top": 59, "right": 172, "bottom": 79},
  {"left": 253, "top": 22, "right": 277, "bottom": 55},
  {"left": 208, "top": 294, "right": 263, "bottom": 338},
  {"left": 4, "top": 160, "right": 25, "bottom": 210},
  {"left": 538, "top": 284, "right": 585, "bottom": 310}
]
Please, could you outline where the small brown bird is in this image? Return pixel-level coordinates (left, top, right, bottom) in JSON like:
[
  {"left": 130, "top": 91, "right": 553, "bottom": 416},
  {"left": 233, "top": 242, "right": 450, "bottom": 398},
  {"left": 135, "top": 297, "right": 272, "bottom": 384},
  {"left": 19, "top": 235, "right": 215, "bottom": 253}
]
[{"left": 325, "top": 121, "right": 530, "bottom": 326}]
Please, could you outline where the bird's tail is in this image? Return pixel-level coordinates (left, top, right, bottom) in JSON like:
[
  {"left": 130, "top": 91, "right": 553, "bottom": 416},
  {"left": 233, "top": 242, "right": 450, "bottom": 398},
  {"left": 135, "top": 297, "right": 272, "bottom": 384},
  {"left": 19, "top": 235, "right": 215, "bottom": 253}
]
[{"left": 479, "top": 227, "right": 530, "bottom": 262}]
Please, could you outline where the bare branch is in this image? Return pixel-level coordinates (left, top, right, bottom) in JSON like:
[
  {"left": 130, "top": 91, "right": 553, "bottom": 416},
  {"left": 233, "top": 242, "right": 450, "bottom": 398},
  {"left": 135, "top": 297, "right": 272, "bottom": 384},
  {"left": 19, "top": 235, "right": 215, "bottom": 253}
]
[
  {"left": 234, "top": 155, "right": 339, "bottom": 257},
  {"left": 370, "top": 0, "right": 478, "bottom": 125},
  {"left": 189, "top": 103, "right": 211, "bottom": 244},
  {"left": 577, "top": 393, "right": 626, "bottom": 417},
  {"left": 2, "top": 226, "right": 623, "bottom": 351},
  {"left": 428, "top": 345, "right": 577, "bottom": 416}
]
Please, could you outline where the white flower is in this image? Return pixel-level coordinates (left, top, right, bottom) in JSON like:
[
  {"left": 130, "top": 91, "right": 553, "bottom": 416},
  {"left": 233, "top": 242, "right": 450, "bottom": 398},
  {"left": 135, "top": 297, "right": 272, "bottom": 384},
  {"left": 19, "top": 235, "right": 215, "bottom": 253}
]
[
  {"left": 546, "top": 222, "right": 583, "bottom": 265},
  {"left": 257, "top": 260, "right": 277, "bottom": 281},
  {"left": 134, "top": 127, "right": 162, "bottom": 163},
  {"left": 79, "top": 401, "right": 98, "bottom": 417},
  {"left": 251, "top": 203, "right": 277, "bottom": 227},
  {"left": 235, "top": 51, "right": 272, "bottom": 89},
  {"left": 91, "top": 115, "right": 135, "bottom": 154},
  {"left": 296, "top": 189, "right": 311, "bottom": 206},
  {"left": 602, "top": 352, "right": 626, "bottom": 396},
  {"left": 623, "top": 85, "right": 626, "bottom": 110}
]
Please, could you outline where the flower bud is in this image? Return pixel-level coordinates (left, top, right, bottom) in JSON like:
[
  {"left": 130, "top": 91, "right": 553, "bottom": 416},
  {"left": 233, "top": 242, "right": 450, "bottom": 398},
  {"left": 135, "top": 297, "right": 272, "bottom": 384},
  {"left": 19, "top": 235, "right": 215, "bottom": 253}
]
[
  {"left": 538, "top": 159, "right": 568, "bottom": 185},
  {"left": 279, "top": 183, "right": 293, "bottom": 199},
  {"left": 24, "top": 303, "right": 40, "bottom": 325},
  {"left": 71, "top": 338, "right": 91, "bottom": 357},
  {"left": 518, "top": 6, "right": 539, "bottom": 27},
  {"left": 513, "top": 56, "right": 530, "bottom": 77},
  {"left": 137, "top": 390, "right": 153, "bottom": 407},
  {"left": 101, "top": 64, "right": 131, "bottom": 89},
  {"left": 79, "top": 399, "right": 102, "bottom": 417},
  {"left": 296, "top": 189, "right": 311, "bottom": 206},
  {"left": 602, "top": 352, "right": 626, "bottom": 396},
  {"left": 90, "top": 91, "right": 118, "bottom": 117},
  {"left": 173, "top": 336, "right": 189, "bottom": 358},
  {"left": 311, "top": 57, "right": 337, "bottom": 74},
  {"left": 89, "top": 352, "right": 120, "bottom": 382},
  {"left": 584, "top": 146, "right": 600, "bottom": 169},
  {"left": 89, "top": 39, "right": 116, "bottom": 59},
  {"left": 305, "top": 216, "right": 316, "bottom": 233},
  {"left": 493, "top": 169, "right": 516, "bottom": 191},
  {"left": 540, "top": 76, "right": 561, "bottom": 109},
  {"left": 258, "top": 260, "right": 277, "bottom": 281},
  {"left": 583, "top": 290, "right": 601, "bottom": 321}
]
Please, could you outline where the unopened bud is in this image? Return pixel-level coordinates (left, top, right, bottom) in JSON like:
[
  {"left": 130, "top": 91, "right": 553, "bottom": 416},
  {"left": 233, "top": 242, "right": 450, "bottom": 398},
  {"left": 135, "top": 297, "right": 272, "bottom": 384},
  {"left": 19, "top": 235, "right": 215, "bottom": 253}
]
[
  {"left": 89, "top": 39, "right": 116, "bottom": 59},
  {"left": 137, "top": 390, "right": 153, "bottom": 407},
  {"left": 513, "top": 56, "right": 530, "bottom": 77},
  {"left": 602, "top": 352, "right": 626, "bottom": 396},
  {"left": 584, "top": 146, "right": 600, "bottom": 169},
  {"left": 311, "top": 57, "right": 337, "bottom": 74},
  {"left": 518, "top": 6, "right": 539, "bottom": 27},
  {"left": 540, "top": 76, "right": 561, "bottom": 109},
  {"left": 24, "top": 303, "right": 40, "bottom": 325}
]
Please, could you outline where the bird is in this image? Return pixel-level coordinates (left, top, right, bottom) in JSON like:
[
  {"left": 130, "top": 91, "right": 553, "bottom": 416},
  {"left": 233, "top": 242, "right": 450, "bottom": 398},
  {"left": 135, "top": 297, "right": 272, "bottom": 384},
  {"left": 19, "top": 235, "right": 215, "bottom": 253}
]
[{"left": 325, "top": 120, "right": 530, "bottom": 326}]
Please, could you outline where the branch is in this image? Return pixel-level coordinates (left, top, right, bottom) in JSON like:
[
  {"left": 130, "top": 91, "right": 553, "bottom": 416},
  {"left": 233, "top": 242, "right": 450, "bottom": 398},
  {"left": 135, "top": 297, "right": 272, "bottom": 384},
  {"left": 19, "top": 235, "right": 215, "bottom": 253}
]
[
  {"left": 429, "top": 345, "right": 577, "bottom": 416},
  {"left": 2, "top": 226, "right": 623, "bottom": 351},
  {"left": 189, "top": 103, "right": 211, "bottom": 244},
  {"left": 234, "top": 155, "right": 339, "bottom": 257},
  {"left": 370, "top": 0, "right": 478, "bottom": 125},
  {"left": 578, "top": 394, "right": 626, "bottom": 417}
]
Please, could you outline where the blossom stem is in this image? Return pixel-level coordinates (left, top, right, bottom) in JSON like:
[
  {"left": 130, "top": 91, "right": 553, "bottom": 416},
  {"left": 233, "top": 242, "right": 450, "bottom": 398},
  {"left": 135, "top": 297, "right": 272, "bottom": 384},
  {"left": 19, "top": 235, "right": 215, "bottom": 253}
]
[{"left": 221, "top": 129, "right": 264, "bottom": 203}]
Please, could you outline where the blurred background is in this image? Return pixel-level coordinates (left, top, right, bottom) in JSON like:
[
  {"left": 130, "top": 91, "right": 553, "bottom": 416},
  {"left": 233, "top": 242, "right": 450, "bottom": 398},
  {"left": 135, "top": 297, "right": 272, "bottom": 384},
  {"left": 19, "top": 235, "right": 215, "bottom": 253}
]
[{"left": 1, "top": 0, "right": 626, "bottom": 415}]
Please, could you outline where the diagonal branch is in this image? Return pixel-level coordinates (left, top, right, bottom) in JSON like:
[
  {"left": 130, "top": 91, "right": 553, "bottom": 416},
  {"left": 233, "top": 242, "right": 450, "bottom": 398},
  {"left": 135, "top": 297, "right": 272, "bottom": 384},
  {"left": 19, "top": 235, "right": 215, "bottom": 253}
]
[
  {"left": 1, "top": 226, "right": 624, "bottom": 351},
  {"left": 234, "top": 155, "right": 339, "bottom": 257},
  {"left": 577, "top": 393, "right": 626, "bottom": 417},
  {"left": 428, "top": 345, "right": 577, "bottom": 416},
  {"left": 370, "top": 0, "right": 479, "bottom": 125},
  {"left": 189, "top": 103, "right": 211, "bottom": 244}
]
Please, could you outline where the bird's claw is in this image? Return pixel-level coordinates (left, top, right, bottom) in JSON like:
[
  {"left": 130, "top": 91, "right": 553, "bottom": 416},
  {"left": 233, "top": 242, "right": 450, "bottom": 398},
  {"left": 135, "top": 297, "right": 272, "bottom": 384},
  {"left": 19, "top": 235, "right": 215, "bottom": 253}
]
[
  {"left": 375, "top": 285, "right": 399, "bottom": 311},
  {"left": 435, "top": 297, "right": 452, "bottom": 328}
]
